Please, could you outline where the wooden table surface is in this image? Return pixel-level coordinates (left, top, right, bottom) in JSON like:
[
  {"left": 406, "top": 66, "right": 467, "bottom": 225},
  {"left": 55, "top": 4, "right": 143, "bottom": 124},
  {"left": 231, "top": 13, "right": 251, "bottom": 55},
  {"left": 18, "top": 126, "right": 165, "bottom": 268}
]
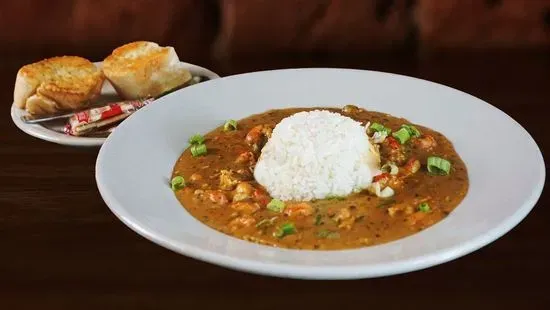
[{"left": 1, "top": 52, "right": 549, "bottom": 309}]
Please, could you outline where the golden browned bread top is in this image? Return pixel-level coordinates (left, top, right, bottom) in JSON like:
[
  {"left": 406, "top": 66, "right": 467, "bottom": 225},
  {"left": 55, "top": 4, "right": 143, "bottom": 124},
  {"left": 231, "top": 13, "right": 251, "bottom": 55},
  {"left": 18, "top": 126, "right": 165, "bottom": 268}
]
[
  {"left": 102, "top": 41, "right": 174, "bottom": 76},
  {"left": 18, "top": 56, "right": 102, "bottom": 94},
  {"left": 101, "top": 41, "right": 192, "bottom": 99},
  {"left": 14, "top": 56, "right": 104, "bottom": 113}
]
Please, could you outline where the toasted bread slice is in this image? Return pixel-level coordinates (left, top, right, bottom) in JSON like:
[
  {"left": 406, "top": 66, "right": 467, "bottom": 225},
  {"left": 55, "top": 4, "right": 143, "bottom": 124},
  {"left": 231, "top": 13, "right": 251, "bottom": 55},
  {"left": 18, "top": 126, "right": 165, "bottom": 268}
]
[
  {"left": 14, "top": 56, "right": 104, "bottom": 115},
  {"left": 102, "top": 41, "right": 192, "bottom": 99}
]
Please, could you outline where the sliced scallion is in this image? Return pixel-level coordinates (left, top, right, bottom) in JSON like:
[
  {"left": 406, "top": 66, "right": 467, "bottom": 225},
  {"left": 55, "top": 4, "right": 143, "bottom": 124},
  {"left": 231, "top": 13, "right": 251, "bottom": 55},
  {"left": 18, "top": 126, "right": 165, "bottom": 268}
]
[
  {"left": 273, "top": 222, "right": 296, "bottom": 238},
  {"left": 402, "top": 124, "right": 421, "bottom": 138},
  {"left": 370, "top": 122, "right": 391, "bottom": 135},
  {"left": 188, "top": 134, "right": 205, "bottom": 145},
  {"left": 170, "top": 176, "right": 186, "bottom": 191},
  {"left": 427, "top": 156, "right": 451, "bottom": 175},
  {"left": 392, "top": 127, "right": 411, "bottom": 144},
  {"left": 223, "top": 119, "right": 238, "bottom": 131},
  {"left": 190, "top": 144, "right": 207, "bottom": 157},
  {"left": 418, "top": 202, "right": 431, "bottom": 213},
  {"left": 267, "top": 199, "right": 286, "bottom": 213}
]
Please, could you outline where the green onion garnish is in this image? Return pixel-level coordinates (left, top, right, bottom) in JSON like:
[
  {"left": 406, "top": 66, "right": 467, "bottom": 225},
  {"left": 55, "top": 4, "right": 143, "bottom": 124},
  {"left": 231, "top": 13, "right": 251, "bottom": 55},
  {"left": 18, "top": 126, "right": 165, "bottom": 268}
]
[
  {"left": 266, "top": 199, "right": 286, "bottom": 213},
  {"left": 427, "top": 156, "right": 451, "bottom": 175},
  {"left": 223, "top": 120, "right": 238, "bottom": 131},
  {"left": 418, "top": 202, "right": 431, "bottom": 213},
  {"left": 401, "top": 124, "right": 421, "bottom": 137},
  {"left": 392, "top": 127, "right": 411, "bottom": 144},
  {"left": 188, "top": 134, "right": 205, "bottom": 145},
  {"left": 273, "top": 222, "right": 296, "bottom": 238},
  {"left": 370, "top": 123, "right": 385, "bottom": 132},
  {"left": 370, "top": 122, "right": 391, "bottom": 135},
  {"left": 190, "top": 144, "right": 207, "bottom": 157},
  {"left": 316, "top": 229, "right": 340, "bottom": 239},
  {"left": 170, "top": 176, "right": 185, "bottom": 191}
]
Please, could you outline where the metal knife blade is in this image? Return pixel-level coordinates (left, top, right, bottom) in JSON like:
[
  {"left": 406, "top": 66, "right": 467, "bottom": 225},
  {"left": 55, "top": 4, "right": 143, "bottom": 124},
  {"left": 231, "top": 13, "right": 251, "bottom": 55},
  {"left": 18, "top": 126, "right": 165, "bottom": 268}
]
[{"left": 21, "top": 109, "right": 96, "bottom": 124}]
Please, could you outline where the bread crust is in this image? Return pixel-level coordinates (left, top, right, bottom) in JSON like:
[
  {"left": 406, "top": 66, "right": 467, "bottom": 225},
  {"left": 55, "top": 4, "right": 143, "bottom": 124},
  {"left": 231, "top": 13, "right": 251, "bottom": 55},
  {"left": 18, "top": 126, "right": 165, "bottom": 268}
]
[
  {"left": 13, "top": 56, "right": 104, "bottom": 115},
  {"left": 103, "top": 41, "right": 192, "bottom": 99}
]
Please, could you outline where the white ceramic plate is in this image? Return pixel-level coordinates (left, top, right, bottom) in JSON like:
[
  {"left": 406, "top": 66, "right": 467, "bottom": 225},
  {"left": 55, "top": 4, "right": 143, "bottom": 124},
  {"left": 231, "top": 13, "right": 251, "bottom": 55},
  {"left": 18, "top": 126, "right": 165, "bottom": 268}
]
[
  {"left": 96, "top": 69, "right": 545, "bottom": 279},
  {"left": 11, "top": 61, "right": 220, "bottom": 147}
]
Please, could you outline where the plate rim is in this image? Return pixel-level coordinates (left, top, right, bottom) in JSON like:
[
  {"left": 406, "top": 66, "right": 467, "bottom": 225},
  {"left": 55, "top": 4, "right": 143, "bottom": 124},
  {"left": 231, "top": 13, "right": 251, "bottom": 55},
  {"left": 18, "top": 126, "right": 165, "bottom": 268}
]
[
  {"left": 95, "top": 67, "right": 546, "bottom": 279},
  {"left": 10, "top": 61, "right": 221, "bottom": 147}
]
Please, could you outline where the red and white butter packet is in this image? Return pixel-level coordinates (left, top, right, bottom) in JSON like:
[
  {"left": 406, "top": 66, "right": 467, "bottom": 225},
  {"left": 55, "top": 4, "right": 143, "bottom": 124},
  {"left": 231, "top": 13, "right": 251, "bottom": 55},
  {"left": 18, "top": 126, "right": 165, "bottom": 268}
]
[{"left": 64, "top": 98, "right": 154, "bottom": 136}]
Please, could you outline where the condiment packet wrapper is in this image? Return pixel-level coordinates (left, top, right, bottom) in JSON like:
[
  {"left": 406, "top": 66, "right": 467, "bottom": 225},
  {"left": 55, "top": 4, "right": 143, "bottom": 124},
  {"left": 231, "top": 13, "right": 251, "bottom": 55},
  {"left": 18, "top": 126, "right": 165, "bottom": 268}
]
[{"left": 64, "top": 98, "right": 154, "bottom": 136}]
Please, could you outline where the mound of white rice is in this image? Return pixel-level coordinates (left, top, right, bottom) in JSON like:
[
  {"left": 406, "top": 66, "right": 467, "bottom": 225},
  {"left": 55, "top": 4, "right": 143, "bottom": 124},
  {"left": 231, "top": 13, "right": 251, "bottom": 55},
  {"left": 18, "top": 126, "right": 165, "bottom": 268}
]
[{"left": 253, "top": 110, "right": 380, "bottom": 201}]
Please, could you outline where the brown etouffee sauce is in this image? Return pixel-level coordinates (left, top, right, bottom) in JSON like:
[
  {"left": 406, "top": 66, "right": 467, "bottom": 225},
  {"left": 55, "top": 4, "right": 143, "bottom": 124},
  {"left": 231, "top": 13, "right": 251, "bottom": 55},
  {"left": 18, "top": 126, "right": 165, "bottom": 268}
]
[{"left": 172, "top": 107, "right": 469, "bottom": 250}]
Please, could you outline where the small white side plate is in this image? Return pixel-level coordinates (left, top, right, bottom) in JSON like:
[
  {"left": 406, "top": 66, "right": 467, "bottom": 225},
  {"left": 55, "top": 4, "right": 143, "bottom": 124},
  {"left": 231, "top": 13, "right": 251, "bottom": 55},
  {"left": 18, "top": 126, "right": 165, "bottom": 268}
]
[
  {"left": 96, "top": 68, "right": 545, "bottom": 279},
  {"left": 11, "top": 61, "right": 220, "bottom": 147}
]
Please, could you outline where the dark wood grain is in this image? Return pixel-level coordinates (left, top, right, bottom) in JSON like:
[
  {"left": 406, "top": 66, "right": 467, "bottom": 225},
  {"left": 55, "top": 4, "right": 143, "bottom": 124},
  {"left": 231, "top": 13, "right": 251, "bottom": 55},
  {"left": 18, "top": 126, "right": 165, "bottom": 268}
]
[{"left": 1, "top": 52, "right": 549, "bottom": 309}]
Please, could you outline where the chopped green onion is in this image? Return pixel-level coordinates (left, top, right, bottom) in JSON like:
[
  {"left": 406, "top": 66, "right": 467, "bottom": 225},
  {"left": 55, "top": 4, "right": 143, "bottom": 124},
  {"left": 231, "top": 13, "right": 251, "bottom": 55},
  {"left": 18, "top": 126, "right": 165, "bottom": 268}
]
[
  {"left": 255, "top": 216, "right": 278, "bottom": 228},
  {"left": 223, "top": 119, "right": 238, "bottom": 131},
  {"left": 381, "top": 162, "right": 399, "bottom": 175},
  {"left": 267, "top": 199, "right": 286, "bottom": 213},
  {"left": 273, "top": 222, "right": 296, "bottom": 238},
  {"left": 427, "top": 156, "right": 451, "bottom": 175},
  {"left": 418, "top": 202, "right": 431, "bottom": 213},
  {"left": 316, "top": 229, "right": 340, "bottom": 239},
  {"left": 170, "top": 176, "right": 186, "bottom": 191},
  {"left": 188, "top": 134, "right": 205, "bottom": 145},
  {"left": 392, "top": 127, "right": 411, "bottom": 144},
  {"left": 370, "top": 123, "right": 385, "bottom": 132},
  {"left": 370, "top": 122, "right": 391, "bottom": 135},
  {"left": 190, "top": 144, "right": 207, "bottom": 157},
  {"left": 402, "top": 124, "right": 421, "bottom": 138}
]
